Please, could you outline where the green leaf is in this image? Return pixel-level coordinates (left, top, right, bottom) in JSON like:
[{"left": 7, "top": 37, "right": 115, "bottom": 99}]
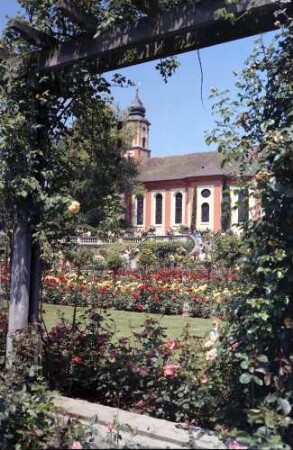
[
  {"left": 252, "top": 376, "right": 263, "bottom": 386},
  {"left": 240, "top": 360, "right": 249, "bottom": 370},
  {"left": 239, "top": 373, "right": 252, "bottom": 384},
  {"left": 277, "top": 398, "right": 291, "bottom": 415}
]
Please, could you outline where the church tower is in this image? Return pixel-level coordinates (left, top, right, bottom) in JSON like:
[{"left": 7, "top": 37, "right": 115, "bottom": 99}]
[{"left": 126, "top": 89, "right": 151, "bottom": 159}]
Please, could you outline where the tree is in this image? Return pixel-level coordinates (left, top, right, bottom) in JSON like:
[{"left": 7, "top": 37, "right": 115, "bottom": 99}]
[
  {"left": 207, "top": 16, "right": 293, "bottom": 448},
  {"left": 0, "top": 0, "right": 145, "bottom": 359},
  {"left": 69, "top": 98, "right": 138, "bottom": 229}
]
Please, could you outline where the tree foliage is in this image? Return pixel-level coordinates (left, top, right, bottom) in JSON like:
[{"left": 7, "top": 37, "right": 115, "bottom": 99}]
[
  {"left": 70, "top": 98, "right": 138, "bottom": 228},
  {"left": 206, "top": 17, "right": 293, "bottom": 448}
]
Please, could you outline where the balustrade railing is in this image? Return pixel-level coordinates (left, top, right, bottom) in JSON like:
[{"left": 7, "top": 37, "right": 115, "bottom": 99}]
[{"left": 69, "top": 233, "right": 195, "bottom": 247}]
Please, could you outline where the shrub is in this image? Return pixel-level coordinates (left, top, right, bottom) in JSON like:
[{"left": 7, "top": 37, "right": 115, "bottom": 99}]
[
  {"left": 91, "top": 253, "right": 107, "bottom": 271},
  {"left": 0, "top": 326, "right": 88, "bottom": 450},
  {"left": 106, "top": 253, "right": 124, "bottom": 273},
  {"left": 44, "top": 312, "right": 212, "bottom": 424},
  {"left": 140, "top": 241, "right": 193, "bottom": 267},
  {"left": 212, "top": 233, "right": 247, "bottom": 268},
  {"left": 137, "top": 248, "right": 159, "bottom": 272}
]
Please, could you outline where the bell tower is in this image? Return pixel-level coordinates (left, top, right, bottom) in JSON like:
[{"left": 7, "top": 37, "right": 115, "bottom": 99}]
[{"left": 126, "top": 88, "right": 151, "bottom": 160}]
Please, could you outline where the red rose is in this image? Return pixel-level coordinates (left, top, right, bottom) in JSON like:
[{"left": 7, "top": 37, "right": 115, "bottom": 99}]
[{"left": 71, "top": 355, "right": 82, "bottom": 364}]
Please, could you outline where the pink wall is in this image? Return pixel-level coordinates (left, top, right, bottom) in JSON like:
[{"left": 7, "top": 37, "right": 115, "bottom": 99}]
[
  {"left": 165, "top": 190, "right": 171, "bottom": 229},
  {"left": 145, "top": 191, "right": 152, "bottom": 230},
  {"left": 140, "top": 176, "right": 224, "bottom": 233},
  {"left": 213, "top": 181, "right": 222, "bottom": 233},
  {"left": 128, "top": 176, "right": 229, "bottom": 233}
]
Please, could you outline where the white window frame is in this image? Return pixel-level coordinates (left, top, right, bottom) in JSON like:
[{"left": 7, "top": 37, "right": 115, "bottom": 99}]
[
  {"left": 171, "top": 188, "right": 185, "bottom": 226},
  {"left": 151, "top": 191, "right": 165, "bottom": 227},
  {"left": 196, "top": 185, "right": 214, "bottom": 231},
  {"left": 132, "top": 194, "right": 145, "bottom": 227}
]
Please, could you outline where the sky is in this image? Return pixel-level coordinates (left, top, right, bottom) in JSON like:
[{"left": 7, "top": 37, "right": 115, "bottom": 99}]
[{"left": 0, "top": 1, "right": 277, "bottom": 157}]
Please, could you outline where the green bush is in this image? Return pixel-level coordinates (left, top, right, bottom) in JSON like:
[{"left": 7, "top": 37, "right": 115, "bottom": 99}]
[
  {"left": 106, "top": 253, "right": 124, "bottom": 272},
  {"left": 91, "top": 253, "right": 107, "bottom": 271},
  {"left": 140, "top": 241, "right": 193, "bottom": 267},
  {"left": 44, "top": 312, "right": 212, "bottom": 424},
  {"left": 212, "top": 233, "right": 247, "bottom": 267},
  {"left": 0, "top": 329, "right": 87, "bottom": 450}
]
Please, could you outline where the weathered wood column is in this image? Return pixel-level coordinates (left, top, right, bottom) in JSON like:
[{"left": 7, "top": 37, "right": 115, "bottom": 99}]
[{"left": 6, "top": 212, "right": 32, "bottom": 362}]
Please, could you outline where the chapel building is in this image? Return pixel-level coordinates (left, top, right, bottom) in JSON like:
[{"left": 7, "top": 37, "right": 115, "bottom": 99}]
[{"left": 124, "top": 91, "right": 260, "bottom": 235}]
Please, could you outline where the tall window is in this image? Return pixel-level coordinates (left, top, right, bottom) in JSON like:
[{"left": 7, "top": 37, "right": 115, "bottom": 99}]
[
  {"left": 201, "top": 203, "right": 210, "bottom": 222},
  {"left": 155, "top": 193, "right": 163, "bottom": 225},
  {"left": 142, "top": 137, "right": 146, "bottom": 148},
  {"left": 175, "top": 192, "right": 183, "bottom": 224},
  {"left": 136, "top": 195, "right": 144, "bottom": 225},
  {"left": 238, "top": 190, "right": 249, "bottom": 223}
]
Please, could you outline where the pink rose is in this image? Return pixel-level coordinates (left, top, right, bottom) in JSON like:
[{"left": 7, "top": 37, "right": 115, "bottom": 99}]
[
  {"left": 201, "top": 374, "right": 208, "bottom": 384},
  {"left": 164, "top": 338, "right": 180, "bottom": 351},
  {"left": 108, "top": 423, "right": 114, "bottom": 432},
  {"left": 70, "top": 441, "right": 83, "bottom": 449},
  {"left": 163, "top": 363, "right": 179, "bottom": 378},
  {"left": 228, "top": 439, "right": 247, "bottom": 449},
  {"left": 205, "top": 348, "right": 218, "bottom": 361},
  {"left": 139, "top": 366, "right": 148, "bottom": 377}
]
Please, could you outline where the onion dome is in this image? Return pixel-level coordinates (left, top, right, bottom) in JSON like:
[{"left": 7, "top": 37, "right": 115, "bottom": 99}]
[{"left": 128, "top": 88, "right": 146, "bottom": 119}]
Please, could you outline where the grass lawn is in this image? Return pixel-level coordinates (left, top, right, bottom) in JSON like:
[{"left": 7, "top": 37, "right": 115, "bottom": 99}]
[{"left": 41, "top": 303, "right": 212, "bottom": 339}]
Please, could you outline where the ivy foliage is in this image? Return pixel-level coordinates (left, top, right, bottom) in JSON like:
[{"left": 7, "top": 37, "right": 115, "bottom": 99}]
[{"left": 206, "top": 17, "right": 293, "bottom": 448}]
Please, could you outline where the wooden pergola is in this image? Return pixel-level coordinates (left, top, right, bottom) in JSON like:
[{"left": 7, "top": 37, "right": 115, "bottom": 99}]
[
  {"left": 3, "top": 0, "right": 292, "bottom": 73},
  {"left": 1, "top": 0, "right": 292, "bottom": 359}
]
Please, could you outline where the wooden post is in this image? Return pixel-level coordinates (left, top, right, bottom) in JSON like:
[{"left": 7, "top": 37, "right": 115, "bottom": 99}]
[
  {"left": 6, "top": 213, "right": 32, "bottom": 362},
  {"left": 29, "top": 242, "right": 42, "bottom": 324}
]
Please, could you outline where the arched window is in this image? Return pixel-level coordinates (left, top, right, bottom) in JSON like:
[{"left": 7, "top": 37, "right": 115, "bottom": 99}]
[
  {"left": 175, "top": 192, "right": 183, "bottom": 224},
  {"left": 136, "top": 195, "right": 144, "bottom": 225},
  {"left": 155, "top": 194, "right": 163, "bottom": 225},
  {"left": 238, "top": 190, "right": 249, "bottom": 223},
  {"left": 201, "top": 203, "right": 210, "bottom": 222}
]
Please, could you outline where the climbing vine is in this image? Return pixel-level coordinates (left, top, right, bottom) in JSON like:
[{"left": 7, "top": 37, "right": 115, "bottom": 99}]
[{"left": 206, "top": 16, "right": 293, "bottom": 448}]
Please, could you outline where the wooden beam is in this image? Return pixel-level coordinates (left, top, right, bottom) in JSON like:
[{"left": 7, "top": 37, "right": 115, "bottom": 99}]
[
  {"left": 32, "top": 0, "right": 292, "bottom": 72},
  {"left": 7, "top": 18, "right": 58, "bottom": 48},
  {"left": 56, "top": 0, "right": 99, "bottom": 34}
]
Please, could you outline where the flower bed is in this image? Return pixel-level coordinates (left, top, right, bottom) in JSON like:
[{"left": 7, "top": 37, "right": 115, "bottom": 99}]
[{"left": 43, "top": 268, "right": 240, "bottom": 318}]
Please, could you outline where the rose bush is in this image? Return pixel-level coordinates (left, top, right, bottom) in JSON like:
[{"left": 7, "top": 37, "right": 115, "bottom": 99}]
[
  {"left": 42, "top": 268, "right": 239, "bottom": 318},
  {"left": 43, "top": 310, "right": 220, "bottom": 425}
]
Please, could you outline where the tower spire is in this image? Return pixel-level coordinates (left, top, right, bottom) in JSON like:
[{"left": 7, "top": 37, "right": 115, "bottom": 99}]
[
  {"left": 135, "top": 81, "right": 141, "bottom": 98},
  {"left": 126, "top": 87, "right": 151, "bottom": 160}
]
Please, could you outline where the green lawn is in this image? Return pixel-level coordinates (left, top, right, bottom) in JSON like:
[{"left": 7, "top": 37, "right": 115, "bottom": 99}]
[{"left": 41, "top": 303, "right": 212, "bottom": 339}]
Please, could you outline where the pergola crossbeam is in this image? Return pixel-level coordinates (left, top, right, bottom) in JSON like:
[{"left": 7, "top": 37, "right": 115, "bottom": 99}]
[
  {"left": 7, "top": 18, "right": 57, "bottom": 48},
  {"left": 35, "top": 0, "right": 291, "bottom": 73},
  {"left": 56, "top": 0, "right": 100, "bottom": 34}
]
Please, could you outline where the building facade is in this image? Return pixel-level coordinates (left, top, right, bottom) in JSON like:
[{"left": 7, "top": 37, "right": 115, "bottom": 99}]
[{"left": 125, "top": 92, "right": 260, "bottom": 235}]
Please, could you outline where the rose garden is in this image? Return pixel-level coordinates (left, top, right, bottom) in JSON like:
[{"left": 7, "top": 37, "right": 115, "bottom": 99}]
[{"left": 0, "top": 1, "right": 292, "bottom": 449}]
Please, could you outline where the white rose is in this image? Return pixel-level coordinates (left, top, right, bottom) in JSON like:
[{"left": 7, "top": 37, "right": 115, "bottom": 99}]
[{"left": 68, "top": 200, "right": 80, "bottom": 214}]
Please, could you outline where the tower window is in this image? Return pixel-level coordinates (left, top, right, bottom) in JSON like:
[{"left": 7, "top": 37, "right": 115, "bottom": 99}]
[
  {"left": 201, "top": 189, "right": 211, "bottom": 198},
  {"left": 175, "top": 192, "right": 183, "bottom": 224},
  {"left": 155, "top": 194, "right": 163, "bottom": 225},
  {"left": 136, "top": 195, "right": 144, "bottom": 225},
  {"left": 201, "top": 203, "right": 210, "bottom": 222},
  {"left": 142, "top": 137, "right": 146, "bottom": 148}
]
